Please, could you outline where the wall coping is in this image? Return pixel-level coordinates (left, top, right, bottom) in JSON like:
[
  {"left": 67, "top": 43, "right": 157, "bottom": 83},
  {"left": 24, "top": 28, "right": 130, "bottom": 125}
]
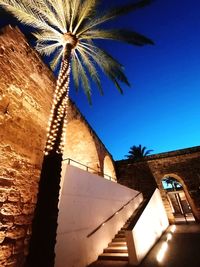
[{"left": 116, "top": 145, "right": 200, "bottom": 165}]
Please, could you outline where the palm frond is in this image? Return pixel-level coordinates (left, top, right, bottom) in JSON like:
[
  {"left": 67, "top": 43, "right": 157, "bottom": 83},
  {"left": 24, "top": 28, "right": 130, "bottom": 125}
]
[
  {"left": 144, "top": 149, "right": 153, "bottom": 156},
  {"left": 62, "top": 0, "right": 72, "bottom": 30},
  {"left": 33, "top": 30, "right": 62, "bottom": 44},
  {"left": 125, "top": 144, "right": 153, "bottom": 159},
  {"left": 81, "top": 29, "right": 154, "bottom": 46},
  {"left": 73, "top": 0, "right": 98, "bottom": 34},
  {"left": 24, "top": 0, "right": 67, "bottom": 33},
  {"left": 77, "top": 46, "right": 103, "bottom": 95},
  {"left": 97, "top": 48, "right": 130, "bottom": 87},
  {"left": 49, "top": 47, "right": 64, "bottom": 70},
  {"left": 69, "top": 0, "right": 81, "bottom": 32},
  {"left": 47, "top": 0, "right": 68, "bottom": 32},
  {"left": 78, "top": 42, "right": 130, "bottom": 93},
  {"left": 141, "top": 145, "right": 146, "bottom": 154},
  {"left": 36, "top": 42, "right": 60, "bottom": 56},
  {"left": 74, "top": 50, "right": 92, "bottom": 103},
  {"left": 0, "top": 0, "right": 55, "bottom": 33},
  {"left": 99, "top": 0, "right": 153, "bottom": 23},
  {"left": 71, "top": 53, "right": 80, "bottom": 91},
  {"left": 77, "top": 0, "right": 153, "bottom": 36}
]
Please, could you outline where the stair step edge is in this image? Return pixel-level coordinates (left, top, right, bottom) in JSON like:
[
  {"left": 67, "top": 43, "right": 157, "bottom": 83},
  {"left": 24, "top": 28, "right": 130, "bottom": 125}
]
[
  {"left": 108, "top": 242, "right": 127, "bottom": 247},
  {"left": 98, "top": 253, "right": 128, "bottom": 261},
  {"left": 104, "top": 249, "right": 128, "bottom": 253},
  {"left": 109, "top": 241, "right": 127, "bottom": 243}
]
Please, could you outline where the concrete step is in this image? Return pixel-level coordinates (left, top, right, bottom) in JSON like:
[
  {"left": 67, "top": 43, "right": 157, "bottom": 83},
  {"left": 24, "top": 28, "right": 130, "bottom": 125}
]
[
  {"left": 95, "top": 214, "right": 135, "bottom": 263},
  {"left": 98, "top": 253, "right": 128, "bottom": 261},
  {"left": 108, "top": 242, "right": 127, "bottom": 247},
  {"left": 115, "top": 233, "right": 125, "bottom": 238},
  {"left": 104, "top": 247, "right": 128, "bottom": 253},
  {"left": 122, "top": 224, "right": 129, "bottom": 228},
  {"left": 118, "top": 230, "right": 125, "bottom": 234},
  {"left": 112, "top": 237, "right": 126, "bottom": 242}
]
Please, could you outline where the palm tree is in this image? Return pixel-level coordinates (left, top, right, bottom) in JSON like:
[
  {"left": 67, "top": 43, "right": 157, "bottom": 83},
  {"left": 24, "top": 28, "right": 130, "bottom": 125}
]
[
  {"left": 0, "top": 0, "right": 154, "bottom": 266},
  {"left": 162, "top": 176, "right": 182, "bottom": 191},
  {"left": 126, "top": 144, "right": 153, "bottom": 160}
]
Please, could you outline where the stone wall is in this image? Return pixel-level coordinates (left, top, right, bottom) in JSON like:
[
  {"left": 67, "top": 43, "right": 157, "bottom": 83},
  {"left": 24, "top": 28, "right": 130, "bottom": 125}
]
[
  {"left": 116, "top": 146, "right": 200, "bottom": 223},
  {"left": 115, "top": 161, "right": 157, "bottom": 197},
  {"left": 0, "top": 26, "right": 55, "bottom": 266},
  {"left": 65, "top": 102, "right": 116, "bottom": 180},
  {"left": 0, "top": 26, "right": 116, "bottom": 266}
]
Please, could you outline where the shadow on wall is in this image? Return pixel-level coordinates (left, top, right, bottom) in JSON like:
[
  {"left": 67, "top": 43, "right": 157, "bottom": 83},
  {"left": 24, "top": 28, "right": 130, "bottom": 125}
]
[{"left": 116, "top": 159, "right": 157, "bottom": 198}]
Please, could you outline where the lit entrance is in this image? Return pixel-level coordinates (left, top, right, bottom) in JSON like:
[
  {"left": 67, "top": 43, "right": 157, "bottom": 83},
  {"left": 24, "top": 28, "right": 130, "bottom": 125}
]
[{"left": 162, "top": 176, "right": 195, "bottom": 223}]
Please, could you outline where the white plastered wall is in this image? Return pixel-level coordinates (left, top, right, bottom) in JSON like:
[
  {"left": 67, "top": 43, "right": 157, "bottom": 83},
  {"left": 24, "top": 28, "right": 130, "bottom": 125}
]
[
  {"left": 126, "top": 189, "right": 169, "bottom": 265},
  {"left": 55, "top": 163, "right": 143, "bottom": 267}
]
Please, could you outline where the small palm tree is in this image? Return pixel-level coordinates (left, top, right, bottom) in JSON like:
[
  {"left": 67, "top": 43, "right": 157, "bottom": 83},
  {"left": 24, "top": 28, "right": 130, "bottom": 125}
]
[
  {"left": 162, "top": 176, "right": 182, "bottom": 191},
  {"left": 126, "top": 144, "right": 153, "bottom": 160},
  {"left": 0, "top": 0, "right": 153, "bottom": 266}
]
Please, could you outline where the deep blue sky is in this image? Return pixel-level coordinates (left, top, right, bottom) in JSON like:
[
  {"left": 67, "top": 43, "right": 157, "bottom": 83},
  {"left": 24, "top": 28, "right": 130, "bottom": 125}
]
[
  {"left": 1, "top": 1, "right": 200, "bottom": 160},
  {"left": 71, "top": 0, "right": 200, "bottom": 160}
]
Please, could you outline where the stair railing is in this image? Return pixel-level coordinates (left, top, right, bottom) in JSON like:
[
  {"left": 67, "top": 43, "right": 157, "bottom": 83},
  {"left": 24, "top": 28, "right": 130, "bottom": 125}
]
[
  {"left": 87, "top": 192, "right": 142, "bottom": 238},
  {"left": 63, "top": 157, "right": 115, "bottom": 181}
]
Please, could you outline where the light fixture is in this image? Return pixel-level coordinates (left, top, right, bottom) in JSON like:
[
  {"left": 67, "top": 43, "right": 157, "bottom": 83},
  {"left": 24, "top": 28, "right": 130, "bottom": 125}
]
[{"left": 156, "top": 241, "right": 168, "bottom": 263}]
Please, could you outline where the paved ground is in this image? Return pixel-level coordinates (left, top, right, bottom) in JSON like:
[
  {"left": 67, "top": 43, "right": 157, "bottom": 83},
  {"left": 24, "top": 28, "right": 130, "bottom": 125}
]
[{"left": 88, "top": 222, "right": 200, "bottom": 267}]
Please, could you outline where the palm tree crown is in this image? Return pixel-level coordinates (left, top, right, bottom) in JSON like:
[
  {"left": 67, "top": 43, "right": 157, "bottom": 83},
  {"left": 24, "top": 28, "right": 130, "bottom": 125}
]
[
  {"left": 0, "top": 0, "right": 153, "bottom": 72},
  {"left": 0, "top": 0, "right": 153, "bottom": 155},
  {"left": 126, "top": 144, "right": 153, "bottom": 160}
]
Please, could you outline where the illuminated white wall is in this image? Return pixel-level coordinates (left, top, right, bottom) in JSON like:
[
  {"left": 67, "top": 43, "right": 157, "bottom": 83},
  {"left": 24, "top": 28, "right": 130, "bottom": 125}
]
[
  {"left": 126, "top": 189, "right": 169, "bottom": 265},
  {"left": 55, "top": 163, "right": 143, "bottom": 267}
]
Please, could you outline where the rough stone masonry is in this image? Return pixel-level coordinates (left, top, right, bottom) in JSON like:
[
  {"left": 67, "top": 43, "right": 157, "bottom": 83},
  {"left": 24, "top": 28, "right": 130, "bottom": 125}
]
[{"left": 0, "top": 26, "right": 54, "bottom": 266}]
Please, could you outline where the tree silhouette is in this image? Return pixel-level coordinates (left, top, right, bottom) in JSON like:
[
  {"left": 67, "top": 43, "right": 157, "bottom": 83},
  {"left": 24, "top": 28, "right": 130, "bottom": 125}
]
[
  {"left": 126, "top": 144, "right": 153, "bottom": 160},
  {"left": 162, "top": 176, "right": 182, "bottom": 191}
]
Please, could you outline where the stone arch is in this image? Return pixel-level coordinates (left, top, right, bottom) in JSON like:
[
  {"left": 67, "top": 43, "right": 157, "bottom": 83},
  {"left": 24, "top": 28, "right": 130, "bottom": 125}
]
[
  {"left": 160, "top": 173, "right": 198, "bottom": 223},
  {"left": 103, "top": 155, "right": 116, "bottom": 181},
  {"left": 63, "top": 119, "right": 100, "bottom": 173}
]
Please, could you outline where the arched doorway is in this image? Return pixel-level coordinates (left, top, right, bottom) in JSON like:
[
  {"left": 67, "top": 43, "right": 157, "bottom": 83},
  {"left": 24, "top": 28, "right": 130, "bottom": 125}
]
[
  {"left": 63, "top": 119, "right": 100, "bottom": 173},
  {"left": 162, "top": 175, "right": 195, "bottom": 223},
  {"left": 103, "top": 155, "right": 116, "bottom": 181}
]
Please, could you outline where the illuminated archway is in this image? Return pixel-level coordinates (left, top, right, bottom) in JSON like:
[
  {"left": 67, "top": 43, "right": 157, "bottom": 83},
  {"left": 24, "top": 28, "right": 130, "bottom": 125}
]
[
  {"left": 103, "top": 155, "right": 116, "bottom": 181},
  {"left": 161, "top": 174, "right": 196, "bottom": 223},
  {"left": 63, "top": 119, "right": 100, "bottom": 173}
]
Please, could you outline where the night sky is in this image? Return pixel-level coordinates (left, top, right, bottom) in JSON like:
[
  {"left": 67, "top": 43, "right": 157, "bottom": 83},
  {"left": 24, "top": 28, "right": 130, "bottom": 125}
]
[{"left": 1, "top": 0, "right": 200, "bottom": 160}]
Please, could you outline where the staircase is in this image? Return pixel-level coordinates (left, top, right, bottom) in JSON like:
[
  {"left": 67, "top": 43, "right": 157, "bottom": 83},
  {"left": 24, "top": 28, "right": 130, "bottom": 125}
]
[{"left": 98, "top": 217, "right": 132, "bottom": 261}]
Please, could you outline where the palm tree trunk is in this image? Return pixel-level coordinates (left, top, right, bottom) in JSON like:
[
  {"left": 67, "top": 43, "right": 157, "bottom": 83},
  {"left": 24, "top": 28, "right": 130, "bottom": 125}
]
[{"left": 26, "top": 44, "right": 72, "bottom": 267}]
